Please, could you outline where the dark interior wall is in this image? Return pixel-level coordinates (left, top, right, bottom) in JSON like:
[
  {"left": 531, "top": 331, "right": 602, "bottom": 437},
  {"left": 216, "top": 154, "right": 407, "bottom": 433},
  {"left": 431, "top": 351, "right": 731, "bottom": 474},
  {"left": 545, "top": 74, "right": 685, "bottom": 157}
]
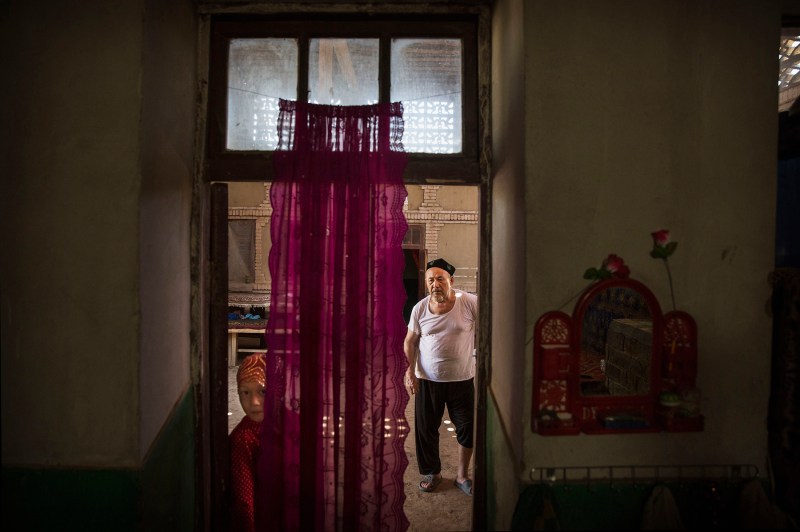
[
  {"left": 524, "top": 0, "right": 778, "bottom": 472},
  {"left": 138, "top": 0, "right": 198, "bottom": 527},
  {"left": 1, "top": 0, "right": 199, "bottom": 528},
  {"left": 2, "top": 0, "right": 146, "bottom": 527},
  {"left": 1, "top": 0, "right": 143, "bottom": 468},
  {"left": 138, "top": 0, "right": 196, "bottom": 457},
  {"left": 488, "top": 0, "right": 527, "bottom": 529}
]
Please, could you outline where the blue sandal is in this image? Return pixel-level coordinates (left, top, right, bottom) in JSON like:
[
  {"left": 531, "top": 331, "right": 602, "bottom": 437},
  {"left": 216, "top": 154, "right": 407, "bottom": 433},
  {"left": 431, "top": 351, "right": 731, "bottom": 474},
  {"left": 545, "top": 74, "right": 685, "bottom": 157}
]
[
  {"left": 419, "top": 474, "right": 442, "bottom": 492},
  {"left": 455, "top": 478, "right": 473, "bottom": 496}
]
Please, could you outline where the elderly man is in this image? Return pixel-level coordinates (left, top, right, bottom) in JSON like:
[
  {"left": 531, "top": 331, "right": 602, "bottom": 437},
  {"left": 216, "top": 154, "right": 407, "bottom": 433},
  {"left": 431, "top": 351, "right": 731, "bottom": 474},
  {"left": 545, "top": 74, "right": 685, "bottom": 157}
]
[{"left": 404, "top": 258, "right": 478, "bottom": 496}]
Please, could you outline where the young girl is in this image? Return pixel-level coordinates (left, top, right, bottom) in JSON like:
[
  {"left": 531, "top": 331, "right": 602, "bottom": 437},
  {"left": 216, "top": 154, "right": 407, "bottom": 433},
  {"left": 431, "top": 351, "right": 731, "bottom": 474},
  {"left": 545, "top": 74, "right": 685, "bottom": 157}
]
[{"left": 229, "top": 353, "right": 266, "bottom": 532}]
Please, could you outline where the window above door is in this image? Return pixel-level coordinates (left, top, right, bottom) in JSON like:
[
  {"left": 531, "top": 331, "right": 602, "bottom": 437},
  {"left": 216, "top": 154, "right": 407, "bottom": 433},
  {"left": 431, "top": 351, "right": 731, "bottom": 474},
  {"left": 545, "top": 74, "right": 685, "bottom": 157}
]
[{"left": 205, "top": 14, "right": 486, "bottom": 183}]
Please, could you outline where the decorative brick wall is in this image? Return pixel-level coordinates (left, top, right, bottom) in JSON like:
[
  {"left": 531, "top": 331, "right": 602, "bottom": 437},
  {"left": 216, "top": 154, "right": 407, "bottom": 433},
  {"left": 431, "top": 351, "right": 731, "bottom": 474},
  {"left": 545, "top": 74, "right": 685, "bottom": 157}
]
[
  {"left": 228, "top": 183, "right": 271, "bottom": 306},
  {"left": 228, "top": 182, "right": 480, "bottom": 302},
  {"left": 404, "top": 185, "right": 479, "bottom": 294}
]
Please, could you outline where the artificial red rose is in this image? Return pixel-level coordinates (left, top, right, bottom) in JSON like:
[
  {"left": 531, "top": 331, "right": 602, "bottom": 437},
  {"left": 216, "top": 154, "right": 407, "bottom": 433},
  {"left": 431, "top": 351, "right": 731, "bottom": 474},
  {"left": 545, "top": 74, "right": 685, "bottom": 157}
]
[
  {"left": 585, "top": 254, "right": 631, "bottom": 280},
  {"left": 650, "top": 229, "right": 677, "bottom": 259},
  {"left": 651, "top": 230, "right": 671, "bottom": 247},
  {"left": 602, "top": 254, "right": 630, "bottom": 278},
  {"left": 603, "top": 254, "right": 623, "bottom": 272},
  {"left": 650, "top": 229, "right": 678, "bottom": 311}
]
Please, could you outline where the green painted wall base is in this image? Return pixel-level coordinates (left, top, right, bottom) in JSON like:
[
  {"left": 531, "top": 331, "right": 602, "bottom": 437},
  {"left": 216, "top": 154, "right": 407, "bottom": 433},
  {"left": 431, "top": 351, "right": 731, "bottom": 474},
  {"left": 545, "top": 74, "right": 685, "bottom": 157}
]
[
  {"left": 2, "top": 387, "right": 195, "bottom": 531},
  {"left": 141, "top": 386, "right": 196, "bottom": 531},
  {"left": 2, "top": 467, "right": 139, "bottom": 531}
]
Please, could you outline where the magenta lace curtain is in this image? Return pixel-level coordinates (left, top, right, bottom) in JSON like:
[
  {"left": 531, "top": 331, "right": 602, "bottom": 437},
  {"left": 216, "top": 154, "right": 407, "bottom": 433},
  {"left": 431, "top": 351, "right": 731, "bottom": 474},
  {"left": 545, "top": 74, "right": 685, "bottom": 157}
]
[{"left": 256, "top": 99, "right": 410, "bottom": 531}]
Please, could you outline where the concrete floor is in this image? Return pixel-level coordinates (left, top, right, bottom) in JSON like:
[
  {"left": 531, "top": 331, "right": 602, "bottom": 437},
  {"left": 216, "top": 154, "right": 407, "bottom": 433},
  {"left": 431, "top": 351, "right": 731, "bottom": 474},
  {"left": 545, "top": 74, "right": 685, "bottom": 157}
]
[{"left": 227, "top": 365, "right": 472, "bottom": 530}]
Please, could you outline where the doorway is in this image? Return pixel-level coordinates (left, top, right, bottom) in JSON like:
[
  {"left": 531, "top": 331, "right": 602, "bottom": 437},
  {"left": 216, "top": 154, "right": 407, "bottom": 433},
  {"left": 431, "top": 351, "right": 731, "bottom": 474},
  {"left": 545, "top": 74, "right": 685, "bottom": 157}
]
[
  {"left": 220, "top": 182, "right": 481, "bottom": 529},
  {"left": 403, "top": 225, "right": 426, "bottom": 325}
]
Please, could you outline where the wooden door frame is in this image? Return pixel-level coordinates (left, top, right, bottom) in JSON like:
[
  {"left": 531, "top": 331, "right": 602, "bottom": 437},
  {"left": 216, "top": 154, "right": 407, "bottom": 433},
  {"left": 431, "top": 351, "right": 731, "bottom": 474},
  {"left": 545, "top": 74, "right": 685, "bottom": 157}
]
[{"left": 202, "top": 183, "right": 230, "bottom": 531}]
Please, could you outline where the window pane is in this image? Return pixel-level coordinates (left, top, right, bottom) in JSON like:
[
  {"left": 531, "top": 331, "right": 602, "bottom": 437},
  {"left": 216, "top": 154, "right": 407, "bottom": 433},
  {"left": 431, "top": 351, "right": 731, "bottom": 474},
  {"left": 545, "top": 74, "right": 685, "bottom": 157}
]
[
  {"left": 391, "top": 39, "right": 462, "bottom": 154},
  {"left": 228, "top": 219, "right": 255, "bottom": 285},
  {"left": 309, "top": 39, "right": 379, "bottom": 105},
  {"left": 403, "top": 225, "right": 423, "bottom": 246},
  {"left": 227, "top": 38, "right": 297, "bottom": 151}
]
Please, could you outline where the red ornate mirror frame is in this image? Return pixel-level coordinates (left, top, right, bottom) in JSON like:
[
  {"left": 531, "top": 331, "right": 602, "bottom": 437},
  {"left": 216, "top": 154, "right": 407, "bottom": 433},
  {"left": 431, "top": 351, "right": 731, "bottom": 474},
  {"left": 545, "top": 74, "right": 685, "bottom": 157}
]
[{"left": 532, "top": 278, "right": 703, "bottom": 435}]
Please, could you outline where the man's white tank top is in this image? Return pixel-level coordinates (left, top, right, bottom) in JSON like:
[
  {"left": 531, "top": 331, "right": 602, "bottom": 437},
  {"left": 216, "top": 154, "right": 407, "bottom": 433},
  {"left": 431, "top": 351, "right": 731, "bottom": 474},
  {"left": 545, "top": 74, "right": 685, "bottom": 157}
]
[{"left": 408, "top": 289, "right": 478, "bottom": 382}]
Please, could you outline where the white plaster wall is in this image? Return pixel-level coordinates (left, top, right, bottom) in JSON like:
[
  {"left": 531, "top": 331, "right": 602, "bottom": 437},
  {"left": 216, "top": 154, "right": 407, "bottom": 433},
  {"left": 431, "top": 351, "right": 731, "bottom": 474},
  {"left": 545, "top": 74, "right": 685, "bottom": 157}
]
[
  {"left": 525, "top": 0, "right": 779, "bottom": 472},
  {"left": 405, "top": 184, "right": 424, "bottom": 210},
  {"left": 228, "top": 182, "right": 267, "bottom": 207},
  {"left": 438, "top": 223, "right": 478, "bottom": 272},
  {"left": 1, "top": 1, "right": 143, "bottom": 466},
  {"left": 489, "top": 0, "right": 527, "bottom": 529},
  {"left": 437, "top": 185, "right": 479, "bottom": 211}
]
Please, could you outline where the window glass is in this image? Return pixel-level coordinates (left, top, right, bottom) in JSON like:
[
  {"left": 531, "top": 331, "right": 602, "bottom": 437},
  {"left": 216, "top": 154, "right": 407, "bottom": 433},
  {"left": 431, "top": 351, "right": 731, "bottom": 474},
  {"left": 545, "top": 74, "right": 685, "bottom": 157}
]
[
  {"left": 391, "top": 38, "right": 462, "bottom": 154},
  {"left": 228, "top": 219, "right": 255, "bottom": 287},
  {"left": 309, "top": 39, "right": 379, "bottom": 105},
  {"left": 403, "top": 225, "right": 424, "bottom": 246},
  {"left": 227, "top": 38, "right": 298, "bottom": 150},
  {"left": 209, "top": 18, "right": 481, "bottom": 181}
]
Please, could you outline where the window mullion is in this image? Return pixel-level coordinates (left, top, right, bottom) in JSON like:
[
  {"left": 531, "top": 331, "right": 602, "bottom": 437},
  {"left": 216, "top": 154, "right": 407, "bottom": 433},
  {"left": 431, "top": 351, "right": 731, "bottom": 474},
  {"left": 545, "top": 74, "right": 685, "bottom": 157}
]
[
  {"left": 379, "top": 35, "right": 390, "bottom": 104},
  {"left": 298, "top": 36, "right": 310, "bottom": 103}
]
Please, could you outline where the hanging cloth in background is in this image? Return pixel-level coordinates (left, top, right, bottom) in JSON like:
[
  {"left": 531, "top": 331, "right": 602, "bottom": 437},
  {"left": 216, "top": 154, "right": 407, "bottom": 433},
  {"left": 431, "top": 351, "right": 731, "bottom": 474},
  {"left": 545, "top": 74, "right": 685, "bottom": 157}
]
[
  {"left": 510, "top": 484, "right": 561, "bottom": 531},
  {"left": 256, "top": 99, "right": 410, "bottom": 531},
  {"left": 738, "top": 478, "right": 792, "bottom": 529},
  {"left": 641, "top": 484, "right": 684, "bottom": 530}
]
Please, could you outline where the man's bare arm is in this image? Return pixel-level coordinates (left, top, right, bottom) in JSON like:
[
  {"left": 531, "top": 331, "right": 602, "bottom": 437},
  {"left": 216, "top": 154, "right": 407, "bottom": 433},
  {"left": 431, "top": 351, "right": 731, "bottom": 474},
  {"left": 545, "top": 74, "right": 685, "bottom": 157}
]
[{"left": 403, "top": 328, "right": 420, "bottom": 394}]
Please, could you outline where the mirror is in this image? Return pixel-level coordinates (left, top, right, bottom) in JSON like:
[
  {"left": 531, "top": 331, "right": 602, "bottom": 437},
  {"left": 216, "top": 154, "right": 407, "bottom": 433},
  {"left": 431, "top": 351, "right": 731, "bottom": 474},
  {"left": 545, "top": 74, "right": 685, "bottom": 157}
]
[
  {"left": 532, "top": 277, "right": 675, "bottom": 435},
  {"left": 532, "top": 277, "right": 701, "bottom": 435},
  {"left": 576, "top": 283, "right": 656, "bottom": 397}
]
